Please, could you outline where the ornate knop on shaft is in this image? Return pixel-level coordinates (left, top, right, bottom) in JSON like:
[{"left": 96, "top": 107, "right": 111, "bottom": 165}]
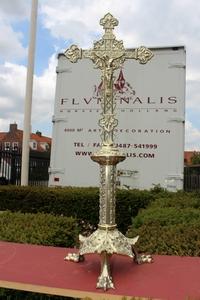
[{"left": 64, "top": 13, "right": 154, "bottom": 290}]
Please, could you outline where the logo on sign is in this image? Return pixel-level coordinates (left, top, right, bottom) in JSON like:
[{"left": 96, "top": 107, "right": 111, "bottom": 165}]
[
  {"left": 93, "top": 69, "right": 135, "bottom": 98},
  {"left": 60, "top": 69, "right": 177, "bottom": 110}
]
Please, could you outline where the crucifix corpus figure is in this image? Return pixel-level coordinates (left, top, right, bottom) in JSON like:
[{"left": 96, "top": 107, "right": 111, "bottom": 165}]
[{"left": 64, "top": 13, "right": 154, "bottom": 290}]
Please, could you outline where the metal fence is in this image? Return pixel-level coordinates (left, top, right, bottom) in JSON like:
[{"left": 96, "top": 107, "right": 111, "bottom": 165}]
[
  {"left": 1, "top": 149, "right": 200, "bottom": 191},
  {"left": 0, "top": 148, "right": 50, "bottom": 186},
  {"left": 184, "top": 165, "right": 200, "bottom": 192}
]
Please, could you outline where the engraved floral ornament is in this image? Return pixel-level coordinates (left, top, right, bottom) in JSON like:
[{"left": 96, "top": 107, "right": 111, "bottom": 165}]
[{"left": 99, "top": 114, "right": 118, "bottom": 133}]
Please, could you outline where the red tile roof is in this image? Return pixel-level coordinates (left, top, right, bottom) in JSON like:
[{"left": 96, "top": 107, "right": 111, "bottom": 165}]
[{"left": 31, "top": 133, "right": 51, "bottom": 143}]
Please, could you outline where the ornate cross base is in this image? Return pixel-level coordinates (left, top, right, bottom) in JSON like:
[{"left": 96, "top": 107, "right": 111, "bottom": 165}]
[
  {"left": 65, "top": 147, "right": 153, "bottom": 290},
  {"left": 65, "top": 226, "right": 152, "bottom": 290}
]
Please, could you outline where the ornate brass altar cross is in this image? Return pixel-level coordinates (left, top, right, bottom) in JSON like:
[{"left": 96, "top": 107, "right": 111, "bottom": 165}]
[{"left": 64, "top": 13, "right": 153, "bottom": 290}]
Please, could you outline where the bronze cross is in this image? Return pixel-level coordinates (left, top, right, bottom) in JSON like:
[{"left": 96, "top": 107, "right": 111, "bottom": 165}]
[
  {"left": 64, "top": 13, "right": 153, "bottom": 146},
  {"left": 64, "top": 14, "right": 154, "bottom": 290}
]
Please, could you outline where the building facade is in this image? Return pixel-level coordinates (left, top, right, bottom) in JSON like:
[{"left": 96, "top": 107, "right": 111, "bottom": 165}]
[{"left": 0, "top": 123, "right": 51, "bottom": 152}]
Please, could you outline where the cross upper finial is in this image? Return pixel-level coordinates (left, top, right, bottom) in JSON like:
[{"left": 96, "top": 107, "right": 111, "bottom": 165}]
[{"left": 100, "top": 13, "right": 118, "bottom": 30}]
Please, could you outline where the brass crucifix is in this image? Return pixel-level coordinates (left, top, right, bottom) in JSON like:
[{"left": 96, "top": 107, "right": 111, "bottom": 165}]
[{"left": 64, "top": 13, "right": 154, "bottom": 290}]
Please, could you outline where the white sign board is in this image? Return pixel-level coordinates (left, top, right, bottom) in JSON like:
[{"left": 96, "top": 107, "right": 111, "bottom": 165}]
[{"left": 49, "top": 46, "right": 186, "bottom": 191}]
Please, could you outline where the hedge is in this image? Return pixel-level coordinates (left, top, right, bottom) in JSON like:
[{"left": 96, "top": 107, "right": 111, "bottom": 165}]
[
  {"left": 127, "top": 220, "right": 200, "bottom": 256},
  {"left": 0, "top": 211, "right": 79, "bottom": 247},
  {"left": 131, "top": 207, "right": 200, "bottom": 228},
  {"left": 149, "top": 190, "right": 200, "bottom": 209},
  {"left": 127, "top": 203, "right": 200, "bottom": 256},
  {"left": 0, "top": 186, "right": 156, "bottom": 233}
]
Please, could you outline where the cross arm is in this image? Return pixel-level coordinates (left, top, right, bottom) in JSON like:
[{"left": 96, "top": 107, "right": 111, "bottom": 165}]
[
  {"left": 125, "top": 46, "right": 154, "bottom": 64},
  {"left": 64, "top": 43, "right": 153, "bottom": 66},
  {"left": 64, "top": 45, "right": 94, "bottom": 63}
]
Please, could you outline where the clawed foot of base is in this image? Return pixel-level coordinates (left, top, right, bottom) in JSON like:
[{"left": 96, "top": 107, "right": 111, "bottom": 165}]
[
  {"left": 64, "top": 253, "right": 84, "bottom": 262},
  {"left": 96, "top": 251, "right": 115, "bottom": 291},
  {"left": 134, "top": 254, "right": 153, "bottom": 264},
  {"left": 132, "top": 245, "right": 153, "bottom": 264},
  {"left": 97, "top": 274, "right": 114, "bottom": 291}
]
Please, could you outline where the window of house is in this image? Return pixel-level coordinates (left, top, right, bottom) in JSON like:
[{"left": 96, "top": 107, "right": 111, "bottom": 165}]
[
  {"left": 45, "top": 144, "right": 50, "bottom": 151},
  {"left": 29, "top": 140, "right": 37, "bottom": 150},
  {"left": 4, "top": 142, "right": 10, "bottom": 150},
  {"left": 12, "top": 142, "right": 19, "bottom": 150},
  {"left": 32, "top": 142, "right": 37, "bottom": 149}
]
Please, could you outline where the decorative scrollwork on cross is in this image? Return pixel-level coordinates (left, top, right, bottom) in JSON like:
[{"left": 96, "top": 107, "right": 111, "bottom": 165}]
[
  {"left": 100, "top": 13, "right": 118, "bottom": 30},
  {"left": 136, "top": 46, "right": 154, "bottom": 64},
  {"left": 64, "top": 13, "right": 153, "bottom": 147},
  {"left": 99, "top": 114, "right": 118, "bottom": 133},
  {"left": 65, "top": 45, "right": 81, "bottom": 63}
]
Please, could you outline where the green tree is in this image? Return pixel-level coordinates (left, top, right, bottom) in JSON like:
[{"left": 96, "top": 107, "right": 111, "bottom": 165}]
[{"left": 191, "top": 151, "right": 200, "bottom": 165}]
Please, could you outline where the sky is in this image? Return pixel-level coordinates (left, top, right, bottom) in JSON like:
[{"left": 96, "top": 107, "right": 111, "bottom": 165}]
[{"left": 0, "top": 0, "right": 200, "bottom": 150}]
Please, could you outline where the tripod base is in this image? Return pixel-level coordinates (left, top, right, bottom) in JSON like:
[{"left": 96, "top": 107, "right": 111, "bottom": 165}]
[
  {"left": 65, "top": 227, "right": 153, "bottom": 290},
  {"left": 79, "top": 227, "right": 138, "bottom": 257}
]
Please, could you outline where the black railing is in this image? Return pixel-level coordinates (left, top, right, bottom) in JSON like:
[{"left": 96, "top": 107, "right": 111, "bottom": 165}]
[
  {"left": 0, "top": 148, "right": 50, "bottom": 186},
  {"left": 1, "top": 149, "right": 200, "bottom": 191},
  {"left": 184, "top": 165, "right": 200, "bottom": 191}
]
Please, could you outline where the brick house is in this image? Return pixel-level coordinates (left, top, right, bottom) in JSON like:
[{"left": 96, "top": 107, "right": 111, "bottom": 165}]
[
  {"left": 0, "top": 123, "right": 51, "bottom": 152},
  {"left": 184, "top": 151, "right": 200, "bottom": 166}
]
